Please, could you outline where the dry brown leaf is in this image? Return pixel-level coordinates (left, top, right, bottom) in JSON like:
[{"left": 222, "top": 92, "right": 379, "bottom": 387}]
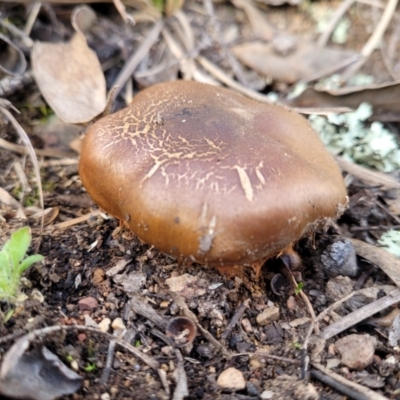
[
  {"left": 32, "top": 7, "right": 106, "bottom": 124},
  {"left": 335, "top": 156, "right": 400, "bottom": 190},
  {"left": 350, "top": 238, "right": 400, "bottom": 288},
  {"left": 231, "top": 0, "right": 274, "bottom": 41},
  {"left": 286, "top": 81, "right": 400, "bottom": 121},
  {"left": 231, "top": 41, "right": 356, "bottom": 84},
  {"left": 0, "top": 341, "right": 82, "bottom": 400}
]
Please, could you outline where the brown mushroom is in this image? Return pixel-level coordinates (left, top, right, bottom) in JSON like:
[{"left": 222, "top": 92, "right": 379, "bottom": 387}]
[{"left": 79, "top": 81, "right": 347, "bottom": 273}]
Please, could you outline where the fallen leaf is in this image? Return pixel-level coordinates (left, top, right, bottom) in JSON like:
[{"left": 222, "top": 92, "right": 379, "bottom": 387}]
[
  {"left": 350, "top": 238, "right": 400, "bottom": 288},
  {"left": 0, "top": 339, "right": 82, "bottom": 400},
  {"left": 231, "top": 0, "right": 274, "bottom": 41},
  {"left": 231, "top": 40, "right": 356, "bottom": 83},
  {"left": 31, "top": 6, "right": 106, "bottom": 124},
  {"left": 286, "top": 81, "right": 400, "bottom": 121}
]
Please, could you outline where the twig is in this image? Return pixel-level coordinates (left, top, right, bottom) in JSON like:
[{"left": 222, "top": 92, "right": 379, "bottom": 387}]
[
  {"left": 0, "top": 17, "right": 34, "bottom": 48},
  {"left": 129, "top": 296, "right": 168, "bottom": 329},
  {"left": 350, "top": 238, "right": 400, "bottom": 288},
  {"left": 321, "top": 288, "right": 400, "bottom": 340},
  {"left": 196, "top": 55, "right": 275, "bottom": 105},
  {"left": 318, "top": 0, "right": 356, "bottom": 47},
  {"left": 283, "top": 265, "right": 319, "bottom": 335},
  {"left": 1, "top": 324, "right": 159, "bottom": 370},
  {"left": 202, "top": 0, "right": 250, "bottom": 87},
  {"left": 0, "top": 137, "right": 76, "bottom": 159},
  {"left": 351, "top": 224, "right": 400, "bottom": 232},
  {"left": 335, "top": 155, "right": 400, "bottom": 189},
  {"left": 220, "top": 299, "right": 249, "bottom": 341},
  {"left": 111, "top": 20, "right": 164, "bottom": 98},
  {"left": 0, "top": 102, "right": 44, "bottom": 245},
  {"left": 24, "top": 2, "right": 42, "bottom": 36},
  {"left": 302, "top": 290, "right": 359, "bottom": 351},
  {"left": 233, "top": 351, "right": 301, "bottom": 365},
  {"left": 342, "top": 0, "right": 399, "bottom": 80},
  {"left": 99, "top": 340, "right": 116, "bottom": 385},
  {"left": 311, "top": 363, "right": 389, "bottom": 400},
  {"left": 51, "top": 210, "right": 101, "bottom": 230},
  {"left": 172, "top": 349, "right": 189, "bottom": 400}
]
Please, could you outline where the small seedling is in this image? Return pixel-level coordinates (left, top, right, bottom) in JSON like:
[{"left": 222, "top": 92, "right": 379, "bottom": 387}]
[
  {"left": 295, "top": 282, "right": 304, "bottom": 296},
  {"left": 84, "top": 363, "right": 97, "bottom": 373},
  {"left": 291, "top": 341, "right": 302, "bottom": 350},
  {"left": 0, "top": 226, "right": 43, "bottom": 301}
]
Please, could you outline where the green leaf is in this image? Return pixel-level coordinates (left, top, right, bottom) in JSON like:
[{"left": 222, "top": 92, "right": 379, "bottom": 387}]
[
  {"left": 0, "top": 250, "right": 12, "bottom": 278},
  {"left": 18, "top": 254, "right": 44, "bottom": 274},
  {"left": 4, "top": 227, "right": 32, "bottom": 269},
  {"left": 0, "top": 227, "right": 43, "bottom": 302}
]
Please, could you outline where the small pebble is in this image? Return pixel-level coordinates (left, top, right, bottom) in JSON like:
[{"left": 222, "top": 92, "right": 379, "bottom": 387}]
[
  {"left": 98, "top": 318, "right": 111, "bottom": 333},
  {"left": 84, "top": 314, "right": 98, "bottom": 328},
  {"left": 326, "top": 276, "right": 353, "bottom": 304},
  {"left": 241, "top": 318, "right": 253, "bottom": 333},
  {"left": 78, "top": 296, "right": 98, "bottom": 311},
  {"left": 335, "top": 334, "right": 376, "bottom": 370},
  {"left": 70, "top": 360, "right": 79, "bottom": 371},
  {"left": 111, "top": 317, "right": 126, "bottom": 332},
  {"left": 217, "top": 367, "right": 246, "bottom": 391},
  {"left": 289, "top": 317, "right": 310, "bottom": 328},
  {"left": 256, "top": 305, "right": 280, "bottom": 326},
  {"left": 261, "top": 390, "right": 274, "bottom": 399},
  {"left": 321, "top": 238, "right": 358, "bottom": 277},
  {"left": 30, "top": 289, "right": 45, "bottom": 303}
]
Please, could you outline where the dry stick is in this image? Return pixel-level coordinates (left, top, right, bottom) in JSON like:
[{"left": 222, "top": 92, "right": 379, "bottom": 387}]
[
  {"left": 311, "top": 363, "right": 389, "bottom": 400},
  {"left": 376, "top": 202, "right": 400, "bottom": 225},
  {"left": 335, "top": 155, "right": 400, "bottom": 189},
  {"left": 220, "top": 299, "right": 249, "bottom": 341},
  {"left": 351, "top": 224, "right": 400, "bottom": 232},
  {"left": 233, "top": 351, "right": 301, "bottom": 365},
  {"left": 2, "top": 325, "right": 159, "bottom": 370},
  {"left": 350, "top": 238, "right": 400, "bottom": 288},
  {"left": 302, "top": 290, "right": 359, "bottom": 352},
  {"left": 196, "top": 55, "right": 275, "bottom": 105},
  {"left": 24, "top": 2, "right": 41, "bottom": 36},
  {"left": 342, "top": 0, "right": 399, "bottom": 80},
  {"left": 162, "top": 27, "right": 198, "bottom": 81},
  {"left": 99, "top": 340, "right": 116, "bottom": 385},
  {"left": 172, "top": 349, "right": 189, "bottom": 400},
  {"left": 173, "top": 10, "right": 195, "bottom": 52},
  {"left": 284, "top": 266, "right": 320, "bottom": 335},
  {"left": 51, "top": 210, "right": 101, "bottom": 230},
  {"left": 0, "top": 103, "right": 45, "bottom": 243},
  {"left": 129, "top": 296, "right": 168, "bottom": 329},
  {"left": 111, "top": 20, "right": 164, "bottom": 98},
  {"left": 202, "top": 0, "right": 249, "bottom": 87},
  {"left": 0, "top": 17, "right": 34, "bottom": 48},
  {"left": 318, "top": 0, "right": 356, "bottom": 47},
  {"left": 0, "top": 137, "right": 76, "bottom": 159},
  {"left": 321, "top": 288, "right": 400, "bottom": 340}
]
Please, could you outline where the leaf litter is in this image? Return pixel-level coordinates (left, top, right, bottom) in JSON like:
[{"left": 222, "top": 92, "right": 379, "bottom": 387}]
[{"left": 1, "top": 0, "right": 400, "bottom": 399}]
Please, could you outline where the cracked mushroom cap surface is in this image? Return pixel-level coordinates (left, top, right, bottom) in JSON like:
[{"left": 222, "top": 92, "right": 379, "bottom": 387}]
[{"left": 79, "top": 81, "right": 347, "bottom": 266}]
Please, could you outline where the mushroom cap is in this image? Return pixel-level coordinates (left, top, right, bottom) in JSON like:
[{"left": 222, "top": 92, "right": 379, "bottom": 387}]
[{"left": 79, "top": 81, "right": 347, "bottom": 265}]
